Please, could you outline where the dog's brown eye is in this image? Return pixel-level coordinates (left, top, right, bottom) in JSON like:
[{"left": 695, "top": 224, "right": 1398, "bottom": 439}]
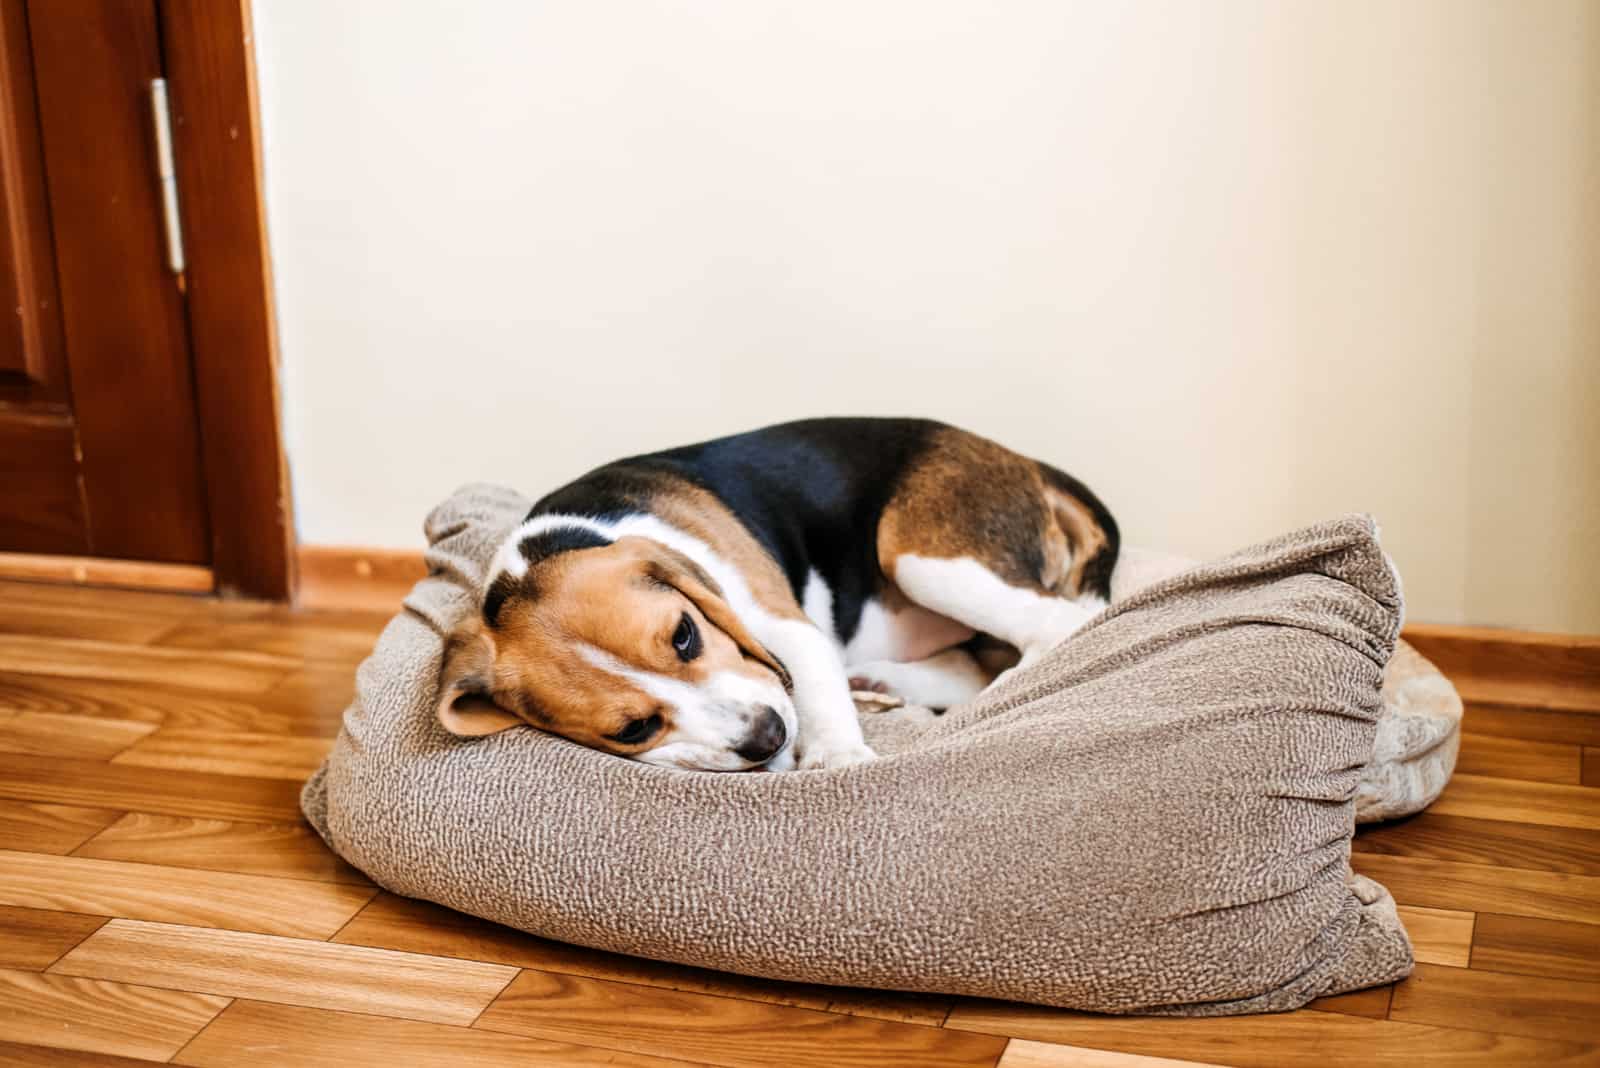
[
  {"left": 672, "top": 613, "right": 701, "bottom": 662},
  {"left": 610, "top": 713, "right": 662, "bottom": 746}
]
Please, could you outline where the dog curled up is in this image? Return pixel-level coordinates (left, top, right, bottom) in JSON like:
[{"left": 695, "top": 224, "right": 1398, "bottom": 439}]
[{"left": 436, "top": 418, "right": 1118, "bottom": 772}]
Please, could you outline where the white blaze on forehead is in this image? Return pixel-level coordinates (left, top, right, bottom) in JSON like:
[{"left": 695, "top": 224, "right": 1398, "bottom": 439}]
[
  {"left": 578, "top": 644, "right": 702, "bottom": 709},
  {"left": 488, "top": 511, "right": 762, "bottom": 625},
  {"left": 578, "top": 642, "right": 794, "bottom": 763},
  {"left": 487, "top": 515, "right": 611, "bottom": 590},
  {"left": 579, "top": 644, "right": 789, "bottom": 722}
]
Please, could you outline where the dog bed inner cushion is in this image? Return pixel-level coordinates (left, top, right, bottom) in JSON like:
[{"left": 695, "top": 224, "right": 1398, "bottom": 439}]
[{"left": 302, "top": 484, "right": 1415, "bottom": 1015}]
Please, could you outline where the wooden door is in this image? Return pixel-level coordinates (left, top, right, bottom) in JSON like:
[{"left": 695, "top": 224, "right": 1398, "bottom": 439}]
[{"left": 0, "top": 0, "right": 210, "bottom": 564}]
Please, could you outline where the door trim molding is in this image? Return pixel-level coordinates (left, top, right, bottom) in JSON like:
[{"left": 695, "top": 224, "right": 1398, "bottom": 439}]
[
  {"left": 160, "top": 0, "right": 294, "bottom": 599},
  {"left": 0, "top": 551, "right": 213, "bottom": 593}
]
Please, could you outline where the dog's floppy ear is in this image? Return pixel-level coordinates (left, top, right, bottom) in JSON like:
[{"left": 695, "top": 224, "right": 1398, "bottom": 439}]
[
  {"left": 626, "top": 538, "right": 793, "bottom": 693},
  {"left": 435, "top": 618, "right": 523, "bottom": 737}
]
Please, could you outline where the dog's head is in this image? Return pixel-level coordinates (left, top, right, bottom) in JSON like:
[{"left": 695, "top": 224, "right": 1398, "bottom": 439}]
[{"left": 435, "top": 531, "right": 795, "bottom": 770}]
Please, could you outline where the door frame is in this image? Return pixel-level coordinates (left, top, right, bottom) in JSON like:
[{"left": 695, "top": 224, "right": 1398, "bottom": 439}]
[{"left": 159, "top": 0, "right": 293, "bottom": 600}]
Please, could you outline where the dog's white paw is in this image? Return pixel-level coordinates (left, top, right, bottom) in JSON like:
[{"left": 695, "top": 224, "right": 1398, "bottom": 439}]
[{"left": 795, "top": 739, "right": 876, "bottom": 771}]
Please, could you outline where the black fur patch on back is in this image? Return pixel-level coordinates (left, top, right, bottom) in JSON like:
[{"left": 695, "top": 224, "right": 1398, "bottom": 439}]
[
  {"left": 482, "top": 525, "right": 615, "bottom": 626},
  {"left": 523, "top": 419, "right": 943, "bottom": 644},
  {"left": 520, "top": 417, "right": 1120, "bottom": 645}
]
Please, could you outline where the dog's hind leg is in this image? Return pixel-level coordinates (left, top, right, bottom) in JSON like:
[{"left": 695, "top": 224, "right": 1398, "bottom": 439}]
[
  {"left": 874, "top": 443, "right": 1114, "bottom": 675},
  {"left": 883, "top": 555, "right": 1102, "bottom": 673}
]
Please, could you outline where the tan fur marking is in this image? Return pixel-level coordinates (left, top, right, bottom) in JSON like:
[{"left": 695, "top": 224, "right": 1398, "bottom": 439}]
[
  {"left": 496, "top": 542, "right": 781, "bottom": 749},
  {"left": 645, "top": 485, "right": 811, "bottom": 622},
  {"left": 492, "top": 550, "right": 678, "bottom": 746},
  {"left": 878, "top": 426, "right": 1109, "bottom": 597},
  {"left": 437, "top": 535, "right": 786, "bottom": 755},
  {"left": 878, "top": 428, "right": 1049, "bottom": 588}
]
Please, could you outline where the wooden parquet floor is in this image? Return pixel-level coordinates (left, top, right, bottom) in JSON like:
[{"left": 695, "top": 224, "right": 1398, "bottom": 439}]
[{"left": 0, "top": 579, "right": 1596, "bottom": 1066}]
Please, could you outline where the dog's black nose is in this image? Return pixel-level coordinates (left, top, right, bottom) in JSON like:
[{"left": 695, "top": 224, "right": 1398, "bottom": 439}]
[{"left": 735, "top": 706, "right": 787, "bottom": 763}]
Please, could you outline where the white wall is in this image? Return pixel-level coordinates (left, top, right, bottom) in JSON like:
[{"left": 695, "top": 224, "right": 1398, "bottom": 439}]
[{"left": 253, "top": 0, "right": 1600, "bottom": 632}]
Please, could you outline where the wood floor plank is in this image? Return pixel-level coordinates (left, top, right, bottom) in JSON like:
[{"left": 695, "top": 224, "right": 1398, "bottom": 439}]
[
  {"left": 0, "top": 635, "right": 297, "bottom": 694},
  {"left": 475, "top": 969, "right": 1008, "bottom": 1068},
  {"left": 1354, "top": 812, "right": 1600, "bottom": 876},
  {"left": 0, "top": 599, "right": 180, "bottom": 644},
  {"left": 1396, "top": 905, "right": 1474, "bottom": 968},
  {"left": 153, "top": 609, "right": 387, "bottom": 663},
  {"left": 1462, "top": 703, "right": 1600, "bottom": 748},
  {"left": 943, "top": 1002, "right": 1598, "bottom": 1066},
  {"left": 1351, "top": 853, "right": 1600, "bottom": 925},
  {"left": 998, "top": 1040, "right": 1229, "bottom": 1068},
  {"left": 0, "top": 850, "right": 373, "bottom": 938},
  {"left": 0, "top": 752, "right": 304, "bottom": 822},
  {"left": 0, "top": 711, "right": 155, "bottom": 760},
  {"left": 75, "top": 813, "right": 371, "bottom": 886},
  {"left": 1390, "top": 961, "right": 1600, "bottom": 1043},
  {"left": 172, "top": 999, "right": 705, "bottom": 1068},
  {"left": 6, "top": 572, "right": 1600, "bottom": 1068},
  {"left": 109, "top": 728, "right": 332, "bottom": 780},
  {"left": 333, "top": 892, "right": 841, "bottom": 1013},
  {"left": 1454, "top": 733, "right": 1582, "bottom": 785},
  {"left": 53, "top": 919, "right": 516, "bottom": 1027},
  {"left": 0, "top": 799, "right": 121, "bottom": 854},
  {"left": 0, "top": 905, "right": 106, "bottom": 969},
  {"left": 250, "top": 666, "right": 361, "bottom": 735},
  {"left": 1307, "top": 983, "right": 1394, "bottom": 1019},
  {"left": 0, "top": 1040, "right": 170, "bottom": 1067},
  {"left": 0, "top": 967, "right": 228, "bottom": 1062},
  {"left": 336, "top": 891, "right": 953, "bottom": 1026},
  {"left": 1427, "top": 773, "right": 1600, "bottom": 831},
  {"left": 1470, "top": 913, "right": 1600, "bottom": 983},
  {"left": 0, "top": 580, "right": 255, "bottom": 621},
  {"left": 0, "top": 672, "right": 309, "bottom": 735}
]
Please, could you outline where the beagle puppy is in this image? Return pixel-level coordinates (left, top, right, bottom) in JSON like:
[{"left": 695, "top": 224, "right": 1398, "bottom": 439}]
[{"left": 436, "top": 418, "right": 1119, "bottom": 771}]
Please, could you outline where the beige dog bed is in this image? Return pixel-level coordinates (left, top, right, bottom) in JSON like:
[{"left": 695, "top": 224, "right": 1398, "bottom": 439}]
[
  {"left": 304, "top": 484, "right": 1427, "bottom": 1015},
  {"left": 1112, "top": 547, "right": 1461, "bottom": 823}
]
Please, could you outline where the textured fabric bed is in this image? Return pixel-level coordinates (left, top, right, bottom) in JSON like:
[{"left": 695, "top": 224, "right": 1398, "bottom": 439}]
[
  {"left": 1112, "top": 547, "right": 1462, "bottom": 823},
  {"left": 303, "top": 484, "right": 1417, "bottom": 1015}
]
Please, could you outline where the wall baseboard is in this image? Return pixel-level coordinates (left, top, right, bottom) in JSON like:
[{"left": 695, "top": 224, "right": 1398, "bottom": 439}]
[
  {"left": 291, "top": 546, "right": 1600, "bottom": 685},
  {"left": 0, "top": 552, "right": 213, "bottom": 593},
  {"left": 296, "top": 545, "right": 426, "bottom": 613},
  {"left": 1401, "top": 623, "right": 1599, "bottom": 711}
]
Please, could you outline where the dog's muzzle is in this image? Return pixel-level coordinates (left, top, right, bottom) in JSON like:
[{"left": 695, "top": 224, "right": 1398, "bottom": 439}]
[{"left": 735, "top": 705, "right": 788, "bottom": 763}]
